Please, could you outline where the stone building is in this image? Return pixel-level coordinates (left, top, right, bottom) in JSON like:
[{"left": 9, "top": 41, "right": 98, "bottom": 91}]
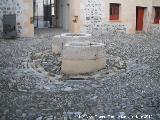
[
  {"left": 0, "top": 0, "right": 34, "bottom": 38},
  {"left": 74, "top": 0, "right": 160, "bottom": 34},
  {"left": 0, "top": 0, "right": 160, "bottom": 38}
]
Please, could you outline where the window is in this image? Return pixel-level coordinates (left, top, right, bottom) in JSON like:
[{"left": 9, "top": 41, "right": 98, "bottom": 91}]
[
  {"left": 110, "top": 3, "right": 120, "bottom": 20},
  {"left": 154, "top": 7, "right": 160, "bottom": 24}
]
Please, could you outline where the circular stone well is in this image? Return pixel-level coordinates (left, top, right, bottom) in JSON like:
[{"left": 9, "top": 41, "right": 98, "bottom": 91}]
[
  {"left": 52, "top": 33, "right": 91, "bottom": 54},
  {"left": 61, "top": 41, "right": 106, "bottom": 74}
]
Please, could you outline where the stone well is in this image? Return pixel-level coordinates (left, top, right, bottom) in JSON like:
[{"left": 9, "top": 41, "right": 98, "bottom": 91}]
[
  {"left": 52, "top": 33, "right": 91, "bottom": 54},
  {"left": 61, "top": 41, "right": 106, "bottom": 74}
]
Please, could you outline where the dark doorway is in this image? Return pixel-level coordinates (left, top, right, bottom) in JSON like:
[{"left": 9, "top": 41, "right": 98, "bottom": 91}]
[
  {"left": 43, "top": 5, "right": 51, "bottom": 21},
  {"left": 136, "top": 7, "right": 145, "bottom": 31},
  {"left": 33, "top": 0, "right": 55, "bottom": 28},
  {"left": 33, "top": 0, "right": 66, "bottom": 30},
  {"left": 3, "top": 14, "right": 17, "bottom": 39}
]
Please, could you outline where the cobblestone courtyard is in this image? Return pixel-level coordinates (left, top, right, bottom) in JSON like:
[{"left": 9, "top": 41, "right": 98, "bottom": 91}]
[{"left": 0, "top": 29, "right": 160, "bottom": 120}]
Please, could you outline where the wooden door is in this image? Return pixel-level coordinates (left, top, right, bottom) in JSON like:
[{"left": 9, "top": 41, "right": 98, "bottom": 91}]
[{"left": 136, "top": 7, "right": 145, "bottom": 31}]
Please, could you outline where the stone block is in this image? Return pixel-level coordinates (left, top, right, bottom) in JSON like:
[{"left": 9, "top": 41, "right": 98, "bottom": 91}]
[{"left": 61, "top": 41, "right": 106, "bottom": 74}]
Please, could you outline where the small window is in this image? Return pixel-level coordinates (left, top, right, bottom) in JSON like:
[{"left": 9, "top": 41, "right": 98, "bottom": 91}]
[
  {"left": 110, "top": 3, "right": 120, "bottom": 20},
  {"left": 154, "top": 7, "right": 160, "bottom": 24}
]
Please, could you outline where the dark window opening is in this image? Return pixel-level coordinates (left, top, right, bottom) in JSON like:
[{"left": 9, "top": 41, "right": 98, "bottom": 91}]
[
  {"left": 110, "top": 3, "right": 120, "bottom": 20},
  {"left": 154, "top": 7, "right": 160, "bottom": 24}
]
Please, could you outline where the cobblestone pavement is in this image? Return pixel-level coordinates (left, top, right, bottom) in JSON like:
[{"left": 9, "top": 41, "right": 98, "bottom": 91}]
[{"left": 0, "top": 29, "right": 160, "bottom": 120}]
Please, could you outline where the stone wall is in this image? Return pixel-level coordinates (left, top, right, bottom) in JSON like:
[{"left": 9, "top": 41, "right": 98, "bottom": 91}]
[
  {"left": 149, "top": 24, "right": 160, "bottom": 34},
  {"left": 0, "top": 0, "right": 34, "bottom": 38},
  {"left": 79, "top": 0, "right": 105, "bottom": 35},
  {"left": 77, "top": 0, "right": 160, "bottom": 35},
  {"left": 104, "top": 23, "right": 131, "bottom": 33}
]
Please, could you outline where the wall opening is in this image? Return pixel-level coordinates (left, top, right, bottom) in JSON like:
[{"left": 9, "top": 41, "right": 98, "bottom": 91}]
[
  {"left": 3, "top": 14, "right": 17, "bottom": 39},
  {"left": 109, "top": 3, "right": 120, "bottom": 21},
  {"left": 154, "top": 7, "right": 160, "bottom": 24},
  {"left": 136, "top": 7, "right": 145, "bottom": 31},
  {"left": 33, "top": 0, "right": 55, "bottom": 28},
  {"left": 33, "top": 0, "right": 70, "bottom": 31}
]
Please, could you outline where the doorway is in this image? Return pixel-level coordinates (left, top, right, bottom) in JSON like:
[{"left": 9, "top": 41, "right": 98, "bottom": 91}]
[
  {"left": 136, "top": 7, "right": 145, "bottom": 31},
  {"left": 33, "top": 0, "right": 70, "bottom": 31},
  {"left": 33, "top": 0, "right": 55, "bottom": 28},
  {"left": 3, "top": 14, "right": 17, "bottom": 38}
]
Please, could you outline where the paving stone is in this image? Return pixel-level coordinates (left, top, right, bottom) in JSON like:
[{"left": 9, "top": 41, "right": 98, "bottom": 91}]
[
  {"left": 0, "top": 29, "right": 160, "bottom": 119},
  {"left": 36, "top": 116, "right": 43, "bottom": 120}
]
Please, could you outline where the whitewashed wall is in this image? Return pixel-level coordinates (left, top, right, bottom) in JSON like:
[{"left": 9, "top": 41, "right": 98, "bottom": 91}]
[{"left": 0, "top": 0, "right": 34, "bottom": 38}]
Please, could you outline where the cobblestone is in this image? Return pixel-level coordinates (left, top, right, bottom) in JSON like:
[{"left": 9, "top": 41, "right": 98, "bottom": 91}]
[{"left": 0, "top": 29, "right": 160, "bottom": 119}]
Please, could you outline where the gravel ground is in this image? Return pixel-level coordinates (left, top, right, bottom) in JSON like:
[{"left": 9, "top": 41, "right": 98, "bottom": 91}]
[{"left": 0, "top": 28, "right": 160, "bottom": 120}]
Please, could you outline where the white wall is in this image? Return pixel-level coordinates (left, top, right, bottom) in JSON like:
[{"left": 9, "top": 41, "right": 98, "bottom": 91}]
[
  {"left": 60, "top": 0, "right": 70, "bottom": 31},
  {"left": 0, "top": 0, "right": 34, "bottom": 37},
  {"left": 36, "top": 0, "right": 44, "bottom": 17}
]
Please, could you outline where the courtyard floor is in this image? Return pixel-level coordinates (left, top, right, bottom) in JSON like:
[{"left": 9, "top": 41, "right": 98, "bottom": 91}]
[{"left": 0, "top": 28, "right": 160, "bottom": 120}]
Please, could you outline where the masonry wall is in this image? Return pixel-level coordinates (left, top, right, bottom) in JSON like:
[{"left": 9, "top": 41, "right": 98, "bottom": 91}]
[
  {"left": 0, "top": 0, "right": 34, "bottom": 38},
  {"left": 79, "top": 0, "right": 106, "bottom": 34},
  {"left": 72, "top": 0, "right": 160, "bottom": 34},
  {"left": 150, "top": 0, "right": 160, "bottom": 34},
  {"left": 105, "top": 0, "right": 153, "bottom": 33}
]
